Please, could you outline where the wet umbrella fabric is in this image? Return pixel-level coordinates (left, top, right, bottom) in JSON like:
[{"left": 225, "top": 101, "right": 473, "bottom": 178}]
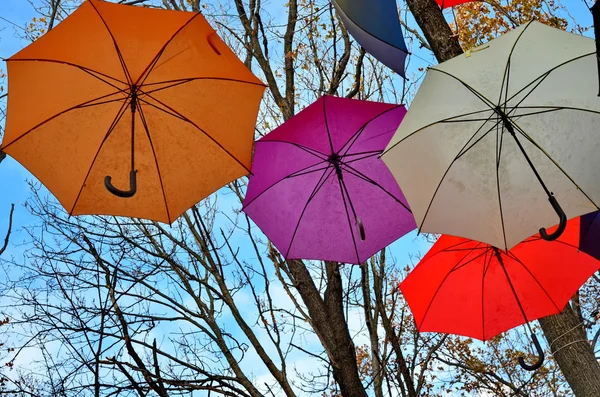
[
  {"left": 400, "top": 218, "right": 600, "bottom": 369},
  {"left": 243, "top": 96, "right": 416, "bottom": 265},
  {"left": 331, "top": 0, "right": 408, "bottom": 77},
  {"left": 1, "top": 0, "right": 265, "bottom": 223},
  {"left": 382, "top": 21, "right": 600, "bottom": 251}
]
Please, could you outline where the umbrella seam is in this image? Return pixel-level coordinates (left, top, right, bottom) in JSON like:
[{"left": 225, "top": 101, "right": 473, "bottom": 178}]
[
  {"left": 5, "top": 58, "right": 128, "bottom": 88},
  {"left": 495, "top": 119, "right": 509, "bottom": 251},
  {"left": 339, "top": 105, "right": 405, "bottom": 157},
  {"left": 241, "top": 158, "right": 329, "bottom": 210},
  {"left": 416, "top": 241, "right": 485, "bottom": 332},
  {"left": 1, "top": 88, "right": 130, "bottom": 151},
  {"left": 88, "top": 0, "right": 133, "bottom": 85},
  {"left": 136, "top": 103, "right": 172, "bottom": 223},
  {"left": 335, "top": 172, "right": 362, "bottom": 264},
  {"left": 140, "top": 91, "right": 253, "bottom": 174},
  {"left": 69, "top": 98, "right": 132, "bottom": 216},
  {"left": 505, "top": 250, "right": 570, "bottom": 313},
  {"left": 135, "top": 12, "right": 203, "bottom": 87},
  {"left": 417, "top": 111, "right": 499, "bottom": 235},
  {"left": 339, "top": 161, "right": 412, "bottom": 212},
  {"left": 330, "top": 0, "right": 409, "bottom": 55},
  {"left": 284, "top": 163, "right": 337, "bottom": 259}
]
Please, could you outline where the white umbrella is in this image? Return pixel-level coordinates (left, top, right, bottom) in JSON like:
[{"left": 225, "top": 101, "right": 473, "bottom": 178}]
[{"left": 382, "top": 21, "right": 600, "bottom": 250}]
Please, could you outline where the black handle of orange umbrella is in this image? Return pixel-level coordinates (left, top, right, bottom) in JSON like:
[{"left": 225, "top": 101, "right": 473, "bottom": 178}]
[
  {"left": 518, "top": 333, "right": 545, "bottom": 371},
  {"left": 539, "top": 195, "right": 567, "bottom": 241},
  {"left": 104, "top": 170, "right": 137, "bottom": 198}
]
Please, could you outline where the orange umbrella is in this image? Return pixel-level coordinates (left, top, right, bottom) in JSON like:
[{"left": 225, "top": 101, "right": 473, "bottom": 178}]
[{"left": 1, "top": 0, "right": 265, "bottom": 223}]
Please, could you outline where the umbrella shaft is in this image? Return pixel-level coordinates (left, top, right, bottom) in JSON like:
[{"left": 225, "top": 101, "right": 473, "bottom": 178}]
[{"left": 497, "top": 108, "right": 552, "bottom": 199}]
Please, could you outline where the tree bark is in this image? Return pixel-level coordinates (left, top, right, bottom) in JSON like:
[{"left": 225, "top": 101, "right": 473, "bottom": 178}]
[
  {"left": 539, "top": 305, "right": 600, "bottom": 397},
  {"left": 405, "top": 0, "right": 600, "bottom": 395}
]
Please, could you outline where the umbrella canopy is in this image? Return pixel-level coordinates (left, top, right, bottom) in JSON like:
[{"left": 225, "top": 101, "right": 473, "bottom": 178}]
[
  {"left": 243, "top": 96, "right": 416, "bottom": 265},
  {"left": 1, "top": 0, "right": 265, "bottom": 223},
  {"left": 580, "top": 211, "right": 600, "bottom": 260},
  {"left": 436, "top": 0, "right": 473, "bottom": 7},
  {"left": 331, "top": 0, "right": 408, "bottom": 77},
  {"left": 382, "top": 21, "right": 600, "bottom": 250},
  {"left": 400, "top": 217, "right": 600, "bottom": 369}
]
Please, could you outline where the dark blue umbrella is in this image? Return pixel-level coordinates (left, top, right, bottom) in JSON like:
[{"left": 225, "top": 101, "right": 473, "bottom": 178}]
[
  {"left": 332, "top": 0, "right": 409, "bottom": 78},
  {"left": 580, "top": 211, "right": 600, "bottom": 260}
]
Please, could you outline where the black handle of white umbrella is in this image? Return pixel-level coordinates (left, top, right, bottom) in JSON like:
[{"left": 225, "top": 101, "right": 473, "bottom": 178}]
[
  {"left": 518, "top": 333, "right": 545, "bottom": 371},
  {"left": 539, "top": 195, "right": 567, "bottom": 241},
  {"left": 104, "top": 170, "right": 137, "bottom": 198}
]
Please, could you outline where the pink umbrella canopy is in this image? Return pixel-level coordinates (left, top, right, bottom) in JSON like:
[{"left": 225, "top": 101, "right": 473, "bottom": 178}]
[{"left": 243, "top": 95, "right": 416, "bottom": 264}]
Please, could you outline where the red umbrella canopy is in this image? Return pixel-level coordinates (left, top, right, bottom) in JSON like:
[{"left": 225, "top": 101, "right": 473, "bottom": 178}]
[
  {"left": 400, "top": 217, "right": 600, "bottom": 341},
  {"left": 436, "top": 0, "right": 474, "bottom": 7}
]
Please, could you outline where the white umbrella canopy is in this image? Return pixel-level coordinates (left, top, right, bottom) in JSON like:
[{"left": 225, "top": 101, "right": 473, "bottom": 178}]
[{"left": 382, "top": 21, "right": 600, "bottom": 250}]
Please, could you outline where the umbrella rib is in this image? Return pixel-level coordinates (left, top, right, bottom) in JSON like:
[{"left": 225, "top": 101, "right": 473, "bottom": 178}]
[
  {"left": 416, "top": 243, "right": 485, "bottom": 331},
  {"left": 88, "top": 0, "right": 133, "bottom": 86},
  {"left": 497, "top": 20, "right": 534, "bottom": 108},
  {"left": 454, "top": 118, "right": 503, "bottom": 161},
  {"left": 336, "top": 174, "right": 362, "bottom": 264},
  {"left": 510, "top": 120, "right": 600, "bottom": 211},
  {"left": 69, "top": 98, "right": 132, "bottom": 215},
  {"left": 140, "top": 77, "right": 266, "bottom": 96},
  {"left": 284, "top": 163, "right": 336, "bottom": 258},
  {"left": 139, "top": 91, "right": 252, "bottom": 174},
  {"left": 136, "top": 103, "right": 172, "bottom": 223},
  {"left": 494, "top": 249, "right": 534, "bottom": 326},
  {"left": 135, "top": 13, "right": 202, "bottom": 86},
  {"left": 480, "top": 248, "right": 494, "bottom": 340},
  {"left": 322, "top": 96, "right": 336, "bottom": 155},
  {"left": 255, "top": 140, "right": 328, "bottom": 160},
  {"left": 381, "top": 107, "right": 494, "bottom": 156},
  {"left": 505, "top": 251, "right": 563, "bottom": 313},
  {"left": 340, "top": 105, "right": 405, "bottom": 157},
  {"left": 6, "top": 58, "right": 128, "bottom": 87},
  {"left": 417, "top": 110, "right": 499, "bottom": 234},
  {"left": 0, "top": 88, "right": 130, "bottom": 151},
  {"left": 331, "top": 0, "right": 409, "bottom": 54},
  {"left": 339, "top": 162, "right": 411, "bottom": 212},
  {"left": 501, "top": 52, "right": 594, "bottom": 108},
  {"left": 242, "top": 159, "right": 330, "bottom": 209}
]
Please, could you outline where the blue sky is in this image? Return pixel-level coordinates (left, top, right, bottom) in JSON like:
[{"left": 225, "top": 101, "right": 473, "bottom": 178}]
[{"left": 0, "top": 1, "right": 596, "bottom": 394}]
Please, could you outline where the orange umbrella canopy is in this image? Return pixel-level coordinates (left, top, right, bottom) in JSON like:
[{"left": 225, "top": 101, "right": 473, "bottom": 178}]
[{"left": 1, "top": 0, "right": 265, "bottom": 223}]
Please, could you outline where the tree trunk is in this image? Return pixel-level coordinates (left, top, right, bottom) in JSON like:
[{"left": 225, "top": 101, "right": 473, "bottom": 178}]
[
  {"left": 539, "top": 305, "right": 600, "bottom": 397},
  {"left": 405, "top": 1, "right": 600, "bottom": 395},
  {"left": 285, "top": 260, "right": 368, "bottom": 397}
]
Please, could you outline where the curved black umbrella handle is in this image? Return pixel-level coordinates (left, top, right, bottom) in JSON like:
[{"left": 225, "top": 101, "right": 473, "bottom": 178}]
[
  {"left": 104, "top": 170, "right": 137, "bottom": 198},
  {"left": 356, "top": 217, "right": 366, "bottom": 241},
  {"left": 518, "top": 333, "right": 545, "bottom": 371},
  {"left": 539, "top": 195, "right": 567, "bottom": 241}
]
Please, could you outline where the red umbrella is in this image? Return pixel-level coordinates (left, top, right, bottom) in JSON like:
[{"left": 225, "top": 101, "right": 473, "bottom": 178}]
[{"left": 400, "top": 218, "right": 600, "bottom": 370}]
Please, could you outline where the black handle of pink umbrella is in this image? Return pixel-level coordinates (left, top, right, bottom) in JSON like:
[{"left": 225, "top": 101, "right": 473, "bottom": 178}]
[
  {"left": 539, "top": 195, "right": 567, "bottom": 241},
  {"left": 356, "top": 217, "right": 366, "bottom": 241},
  {"left": 104, "top": 170, "right": 137, "bottom": 198},
  {"left": 518, "top": 333, "right": 545, "bottom": 371}
]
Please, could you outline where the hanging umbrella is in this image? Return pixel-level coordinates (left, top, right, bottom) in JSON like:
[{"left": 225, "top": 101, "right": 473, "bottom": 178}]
[
  {"left": 331, "top": 0, "right": 409, "bottom": 77},
  {"left": 1, "top": 0, "right": 265, "bottom": 223},
  {"left": 591, "top": 1, "right": 600, "bottom": 95},
  {"left": 382, "top": 21, "right": 600, "bottom": 250},
  {"left": 400, "top": 217, "right": 600, "bottom": 370},
  {"left": 243, "top": 95, "right": 415, "bottom": 265},
  {"left": 580, "top": 211, "right": 600, "bottom": 260}
]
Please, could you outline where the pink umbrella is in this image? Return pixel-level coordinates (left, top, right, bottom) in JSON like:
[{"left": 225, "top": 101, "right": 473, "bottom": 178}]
[{"left": 243, "top": 95, "right": 416, "bottom": 264}]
